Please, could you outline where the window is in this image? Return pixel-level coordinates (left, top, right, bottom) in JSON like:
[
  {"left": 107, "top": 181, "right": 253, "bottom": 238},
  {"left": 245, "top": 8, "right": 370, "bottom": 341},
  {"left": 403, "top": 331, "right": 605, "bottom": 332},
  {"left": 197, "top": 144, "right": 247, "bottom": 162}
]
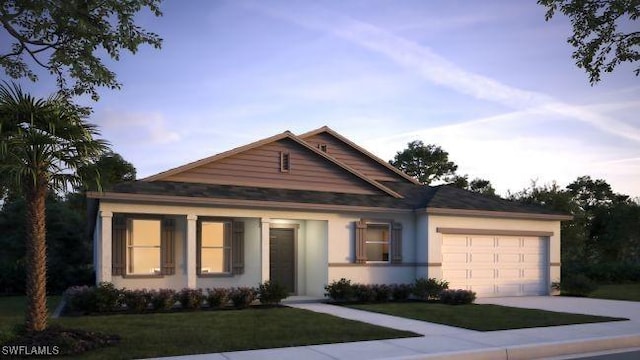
[
  {"left": 127, "top": 219, "right": 162, "bottom": 275},
  {"left": 365, "top": 223, "right": 390, "bottom": 262},
  {"left": 199, "top": 220, "right": 232, "bottom": 274},
  {"left": 280, "top": 152, "right": 290, "bottom": 172},
  {"left": 112, "top": 215, "right": 176, "bottom": 277},
  {"left": 355, "top": 219, "right": 402, "bottom": 264}
]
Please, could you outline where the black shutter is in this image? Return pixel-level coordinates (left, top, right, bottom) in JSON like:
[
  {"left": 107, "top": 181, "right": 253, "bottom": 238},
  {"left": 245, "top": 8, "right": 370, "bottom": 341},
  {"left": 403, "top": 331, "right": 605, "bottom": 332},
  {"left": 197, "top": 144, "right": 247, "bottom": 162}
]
[
  {"left": 232, "top": 221, "right": 245, "bottom": 274},
  {"left": 161, "top": 218, "right": 176, "bottom": 275},
  {"left": 391, "top": 222, "right": 403, "bottom": 264},
  {"left": 112, "top": 215, "right": 126, "bottom": 276},
  {"left": 355, "top": 219, "right": 367, "bottom": 264}
]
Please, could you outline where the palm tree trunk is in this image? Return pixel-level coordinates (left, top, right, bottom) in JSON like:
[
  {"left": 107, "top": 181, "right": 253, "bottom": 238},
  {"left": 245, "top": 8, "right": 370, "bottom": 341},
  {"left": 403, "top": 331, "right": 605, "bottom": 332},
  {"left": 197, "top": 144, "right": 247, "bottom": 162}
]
[{"left": 25, "top": 179, "right": 48, "bottom": 332}]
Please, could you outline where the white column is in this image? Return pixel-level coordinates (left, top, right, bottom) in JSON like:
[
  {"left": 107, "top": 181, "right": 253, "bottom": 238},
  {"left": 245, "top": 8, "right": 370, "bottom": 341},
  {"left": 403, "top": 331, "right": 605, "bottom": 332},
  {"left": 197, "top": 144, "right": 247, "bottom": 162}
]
[
  {"left": 260, "top": 218, "right": 271, "bottom": 282},
  {"left": 186, "top": 214, "right": 197, "bottom": 288},
  {"left": 98, "top": 211, "right": 113, "bottom": 283}
]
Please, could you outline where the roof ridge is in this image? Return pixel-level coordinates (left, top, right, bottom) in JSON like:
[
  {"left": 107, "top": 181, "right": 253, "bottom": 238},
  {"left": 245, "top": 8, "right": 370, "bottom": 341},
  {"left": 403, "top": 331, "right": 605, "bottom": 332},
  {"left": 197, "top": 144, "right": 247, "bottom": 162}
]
[{"left": 298, "top": 126, "right": 420, "bottom": 185}]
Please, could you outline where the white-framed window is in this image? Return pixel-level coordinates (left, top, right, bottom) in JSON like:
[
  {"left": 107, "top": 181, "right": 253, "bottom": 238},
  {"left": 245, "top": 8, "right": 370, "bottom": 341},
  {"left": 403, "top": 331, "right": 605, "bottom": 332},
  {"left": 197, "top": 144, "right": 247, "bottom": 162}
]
[
  {"left": 355, "top": 219, "right": 402, "bottom": 264},
  {"left": 127, "top": 218, "right": 162, "bottom": 275},
  {"left": 198, "top": 220, "right": 232, "bottom": 274},
  {"left": 112, "top": 214, "right": 176, "bottom": 277},
  {"left": 365, "top": 223, "right": 390, "bottom": 262}
]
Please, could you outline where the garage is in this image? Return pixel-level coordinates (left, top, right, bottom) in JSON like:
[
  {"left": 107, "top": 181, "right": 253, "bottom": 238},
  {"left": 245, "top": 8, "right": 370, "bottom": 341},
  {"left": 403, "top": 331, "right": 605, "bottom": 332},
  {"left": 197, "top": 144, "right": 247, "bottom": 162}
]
[{"left": 441, "top": 233, "right": 549, "bottom": 297}]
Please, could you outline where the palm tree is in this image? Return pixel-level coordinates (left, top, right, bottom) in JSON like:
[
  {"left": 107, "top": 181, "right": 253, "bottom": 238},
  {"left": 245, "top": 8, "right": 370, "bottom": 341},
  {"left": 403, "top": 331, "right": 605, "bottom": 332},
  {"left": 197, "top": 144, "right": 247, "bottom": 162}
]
[{"left": 0, "top": 82, "right": 108, "bottom": 332}]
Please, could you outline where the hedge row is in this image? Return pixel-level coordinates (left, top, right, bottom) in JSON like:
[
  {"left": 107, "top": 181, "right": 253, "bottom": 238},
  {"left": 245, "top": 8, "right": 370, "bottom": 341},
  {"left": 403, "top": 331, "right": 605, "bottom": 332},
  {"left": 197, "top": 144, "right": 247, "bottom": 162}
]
[
  {"left": 324, "top": 277, "right": 476, "bottom": 305},
  {"left": 64, "top": 280, "right": 288, "bottom": 314}
]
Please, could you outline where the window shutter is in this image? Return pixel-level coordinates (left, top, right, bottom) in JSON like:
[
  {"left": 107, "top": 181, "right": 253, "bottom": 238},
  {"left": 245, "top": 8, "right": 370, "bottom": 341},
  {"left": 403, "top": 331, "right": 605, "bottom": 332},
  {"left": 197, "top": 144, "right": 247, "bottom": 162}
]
[
  {"left": 355, "top": 219, "right": 367, "bottom": 264},
  {"left": 232, "top": 221, "right": 245, "bottom": 274},
  {"left": 161, "top": 218, "right": 176, "bottom": 275},
  {"left": 391, "top": 222, "right": 403, "bottom": 264},
  {"left": 112, "top": 215, "right": 126, "bottom": 276}
]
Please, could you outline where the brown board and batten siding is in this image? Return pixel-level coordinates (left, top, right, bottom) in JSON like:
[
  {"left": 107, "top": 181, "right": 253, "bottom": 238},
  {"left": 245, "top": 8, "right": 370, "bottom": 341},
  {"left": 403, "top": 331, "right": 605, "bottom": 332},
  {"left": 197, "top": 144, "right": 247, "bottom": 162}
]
[
  {"left": 162, "top": 138, "right": 384, "bottom": 195},
  {"left": 303, "top": 132, "right": 402, "bottom": 182}
]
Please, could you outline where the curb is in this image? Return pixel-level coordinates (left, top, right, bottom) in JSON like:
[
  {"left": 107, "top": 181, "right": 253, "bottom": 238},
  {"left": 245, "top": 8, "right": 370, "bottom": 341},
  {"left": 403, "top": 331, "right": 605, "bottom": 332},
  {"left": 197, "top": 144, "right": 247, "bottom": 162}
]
[{"left": 392, "top": 334, "right": 640, "bottom": 360}]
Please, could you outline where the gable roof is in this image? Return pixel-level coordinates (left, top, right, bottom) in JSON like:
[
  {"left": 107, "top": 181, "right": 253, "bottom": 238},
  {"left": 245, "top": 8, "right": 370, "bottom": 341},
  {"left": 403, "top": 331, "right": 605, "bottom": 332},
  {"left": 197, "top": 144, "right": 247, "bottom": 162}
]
[
  {"left": 90, "top": 126, "right": 571, "bottom": 221},
  {"left": 299, "top": 126, "right": 420, "bottom": 185},
  {"left": 143, "top": 130, "right": 403, "bottom": 198}
]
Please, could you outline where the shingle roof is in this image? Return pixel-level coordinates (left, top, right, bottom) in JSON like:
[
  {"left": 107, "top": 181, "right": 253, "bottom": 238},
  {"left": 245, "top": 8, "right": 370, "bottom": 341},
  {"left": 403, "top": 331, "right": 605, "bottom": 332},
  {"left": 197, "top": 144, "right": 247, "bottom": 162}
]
[{"left": 106, "top": 180, "right": 565, "bottom": 215}]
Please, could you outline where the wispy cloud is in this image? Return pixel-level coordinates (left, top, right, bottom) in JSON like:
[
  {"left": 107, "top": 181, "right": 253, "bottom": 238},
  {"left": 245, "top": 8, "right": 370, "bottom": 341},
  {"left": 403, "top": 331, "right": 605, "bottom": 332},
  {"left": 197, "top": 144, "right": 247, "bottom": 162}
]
[
  {"left": 96, "top": 109, "right": 181, "bottom": 145},
  {"left": 247, "top": 2, "right": 640, "bottom": 143}
]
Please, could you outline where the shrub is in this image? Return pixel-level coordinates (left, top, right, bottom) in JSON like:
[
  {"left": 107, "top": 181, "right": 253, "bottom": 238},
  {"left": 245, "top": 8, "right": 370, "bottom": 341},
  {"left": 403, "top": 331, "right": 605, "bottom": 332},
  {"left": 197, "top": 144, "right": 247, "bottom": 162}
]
[
  {"left": 559, "top": 274, "right": 598, "bottom": 297},
  {"left": 352, "top": 284, "right": 376, "bottom": 303},
  {"left": 177, "top": 288, "right": 204, "bottom": 310},
  {"left": 94, "top": 282, "right": 123, "bottom": 312},
  {"left": 149, "top": 289, "right": 177, "bottom": 311},
  {"left": 439, "top": 289, "right": 476, "bottom": 305},
  {"left": 122, "top": 289, "right": 152, "bottom": 313},
  {"left": 258, "top": 281, "right": 289, "bottom": 305},
  {"left": 324, "top": 278, "right": 354, "bottom": 302},
  {"left": 206, "top": 288, "right": 230, "bottom": 309},
  {"left": 582, "top": 263, "right": 640, "bottom": 284},
  {"left": 390, "top": 283, "right": 413, "bottom": 301},
  {"left": 413, "top": 277, "right": 449, "bottom": 301},
  {"left": 230, "top": 287, "right": 257, "bottom": 308},
  {"left": 371, "top": 284, "right": 392, "bottom": 302},
  {"left": 63, "top": 285, "right": 96, "bottom": 313}
]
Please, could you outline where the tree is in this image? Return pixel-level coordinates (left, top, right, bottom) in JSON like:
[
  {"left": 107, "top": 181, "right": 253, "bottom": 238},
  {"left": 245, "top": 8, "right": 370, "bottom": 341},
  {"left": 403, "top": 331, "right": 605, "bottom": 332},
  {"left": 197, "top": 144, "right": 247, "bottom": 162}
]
[
  {"left": 0, "top": 194, "right": 92, "bottom": 295},
  {"left": 567, "top": 175, "right": 627, "bottom": 211},
  {"left": 77, "top": 151, "right": 136, "bottom": 191},
  {"left": 448, "top": 175, "right": 497, "bottom": 196},
  {"left": 508, "top": 180, "right": 589, "bottom": 267},
  {"left": 538, "top": 0, "right": 640, "bottom": 84},
  {"left": 468, "top": 178, "right": 496, "bottom": 196},
  {"left": 390, "top": 140, "right": 458, "bottom": 185},
  {"left": 0, "top": 82, "right": 108, "bottom": 332},
  {"left": 0, "top": 0, "right": 163, "bottom": 100},
  {"left": 448, "top": 174, "right": 469, "bottom": 189}
]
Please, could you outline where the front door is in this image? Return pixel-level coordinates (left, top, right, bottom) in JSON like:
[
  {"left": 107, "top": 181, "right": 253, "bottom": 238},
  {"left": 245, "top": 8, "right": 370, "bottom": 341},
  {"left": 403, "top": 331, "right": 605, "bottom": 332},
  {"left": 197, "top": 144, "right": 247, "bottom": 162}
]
[{"left": 269, "top": 228, "right": 295, "bottom": 294}]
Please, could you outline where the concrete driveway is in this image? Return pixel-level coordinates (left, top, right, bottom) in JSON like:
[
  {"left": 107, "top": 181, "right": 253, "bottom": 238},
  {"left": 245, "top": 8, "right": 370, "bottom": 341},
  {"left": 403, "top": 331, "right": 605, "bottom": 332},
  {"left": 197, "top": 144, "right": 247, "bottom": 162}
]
[{"left": 477, "top": 296, "right": 640, "bottom": 322}]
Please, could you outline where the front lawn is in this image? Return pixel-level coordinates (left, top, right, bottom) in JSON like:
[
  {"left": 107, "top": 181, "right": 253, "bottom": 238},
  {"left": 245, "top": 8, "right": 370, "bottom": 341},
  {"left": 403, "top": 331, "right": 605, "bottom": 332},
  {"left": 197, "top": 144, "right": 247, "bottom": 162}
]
[
  {"left": 0, "top": 296, "right": 61, "bottom": 340},
  {"left": 589, "top": 283, "right": 640, "bottom": 302},
  {"left": 346, "top": 302, "right": 627, "bottom": 331},
  {"left": 0, "top": 297, "right": 418, "bottom": 359}
]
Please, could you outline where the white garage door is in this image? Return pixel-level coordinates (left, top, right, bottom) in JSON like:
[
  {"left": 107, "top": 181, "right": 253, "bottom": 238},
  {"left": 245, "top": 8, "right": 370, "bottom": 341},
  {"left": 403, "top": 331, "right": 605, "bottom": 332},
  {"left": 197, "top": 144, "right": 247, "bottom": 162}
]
[{"left": 442, "top": 234, "right": 548, "bottom": 297}]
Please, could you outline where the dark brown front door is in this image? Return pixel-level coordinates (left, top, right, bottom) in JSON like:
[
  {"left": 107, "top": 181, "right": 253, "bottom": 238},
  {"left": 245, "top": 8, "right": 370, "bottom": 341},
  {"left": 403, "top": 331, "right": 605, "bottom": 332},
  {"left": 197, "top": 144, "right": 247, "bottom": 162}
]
[{"left": 269, "top": 228, "right": 295, "bottom": 294}]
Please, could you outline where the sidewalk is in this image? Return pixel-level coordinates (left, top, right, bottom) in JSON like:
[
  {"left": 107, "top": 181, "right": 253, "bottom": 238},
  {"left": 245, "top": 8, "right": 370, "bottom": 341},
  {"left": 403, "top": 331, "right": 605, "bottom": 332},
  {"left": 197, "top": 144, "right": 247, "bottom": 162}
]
[{"left": 149, "top": 297, "right": 640, "bottom": 360}]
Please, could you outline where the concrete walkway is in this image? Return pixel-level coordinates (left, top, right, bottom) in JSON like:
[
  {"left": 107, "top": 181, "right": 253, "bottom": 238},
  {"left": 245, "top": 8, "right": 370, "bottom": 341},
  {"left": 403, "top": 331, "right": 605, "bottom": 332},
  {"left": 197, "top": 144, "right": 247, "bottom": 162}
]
[{"left": 149, "top": 297, "right": 640, "bottom": 360}]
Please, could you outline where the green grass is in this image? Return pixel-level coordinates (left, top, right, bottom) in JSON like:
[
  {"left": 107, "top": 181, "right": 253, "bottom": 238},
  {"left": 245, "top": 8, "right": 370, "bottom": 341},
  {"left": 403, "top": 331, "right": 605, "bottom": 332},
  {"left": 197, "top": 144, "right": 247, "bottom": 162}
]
[
  {"left": 346, "top": 302, "right": 627, "bottom": 331},
  {"left": 0, "top": 296, "right": 61, "bottom": 338},
  {"left": 589, "top": 283, "right": 640, "bottom": 301},
  {"left": 0, "top": 297, "right": 418, "bottom": 359}
]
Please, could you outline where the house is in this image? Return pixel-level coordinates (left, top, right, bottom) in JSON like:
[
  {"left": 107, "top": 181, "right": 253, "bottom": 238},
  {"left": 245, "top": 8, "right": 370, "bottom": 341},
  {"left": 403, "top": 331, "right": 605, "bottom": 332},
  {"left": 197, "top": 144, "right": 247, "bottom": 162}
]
[{"left": 87, "top": 126, "right": 571, "bottom": 297}]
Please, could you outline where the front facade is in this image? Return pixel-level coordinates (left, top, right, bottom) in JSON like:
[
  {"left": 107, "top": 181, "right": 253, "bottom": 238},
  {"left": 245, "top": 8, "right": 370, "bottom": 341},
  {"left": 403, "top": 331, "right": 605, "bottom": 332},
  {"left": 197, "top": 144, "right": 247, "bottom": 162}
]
[{"left": 88, "top": 127, "right": 570, "bottom": 297}]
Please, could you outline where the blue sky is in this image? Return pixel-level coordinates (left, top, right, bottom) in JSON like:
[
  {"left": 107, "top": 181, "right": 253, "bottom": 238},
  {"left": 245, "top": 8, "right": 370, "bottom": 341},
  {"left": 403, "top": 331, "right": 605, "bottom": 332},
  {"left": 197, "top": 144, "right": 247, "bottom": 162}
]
[{"left": 15, "top": 0, "right": 640, "bottom": 197}]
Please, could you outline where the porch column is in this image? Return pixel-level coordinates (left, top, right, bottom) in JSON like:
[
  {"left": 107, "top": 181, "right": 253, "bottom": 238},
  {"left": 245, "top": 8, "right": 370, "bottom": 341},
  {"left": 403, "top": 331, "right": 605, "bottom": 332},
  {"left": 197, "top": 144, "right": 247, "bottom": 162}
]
[
  {"left": 186, "top": 214, "right": 197, "bottom": 288},
  {"left": 97, "top": 211, "right": 113, "bottom": 283},
  {"left": 260, "top": 218, "right": 271, "bottom": 282}
]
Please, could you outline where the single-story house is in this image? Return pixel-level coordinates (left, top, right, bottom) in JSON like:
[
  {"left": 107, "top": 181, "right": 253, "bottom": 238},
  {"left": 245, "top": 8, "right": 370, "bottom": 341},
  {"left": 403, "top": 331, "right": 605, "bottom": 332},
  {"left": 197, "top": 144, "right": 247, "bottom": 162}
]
[{"left": 87, "top": 126, "right": 571, "bottom": 297}]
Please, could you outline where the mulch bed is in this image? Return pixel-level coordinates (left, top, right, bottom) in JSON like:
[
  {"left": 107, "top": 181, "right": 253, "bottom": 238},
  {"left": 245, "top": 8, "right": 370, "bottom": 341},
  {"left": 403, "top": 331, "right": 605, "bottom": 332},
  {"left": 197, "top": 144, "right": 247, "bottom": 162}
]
[{"left": 2, "top": 326, "right": 119, "bottom": 356}]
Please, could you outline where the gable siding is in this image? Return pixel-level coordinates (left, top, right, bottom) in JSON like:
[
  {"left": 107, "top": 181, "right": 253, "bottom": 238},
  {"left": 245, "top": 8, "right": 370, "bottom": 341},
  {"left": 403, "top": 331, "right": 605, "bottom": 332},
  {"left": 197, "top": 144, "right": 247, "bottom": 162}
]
[
  {"left": 162, "top": 138, "right": 381, "bottom": 194},
  {"left": 304, "top": 133, "right": 401, "bottom": 182}
]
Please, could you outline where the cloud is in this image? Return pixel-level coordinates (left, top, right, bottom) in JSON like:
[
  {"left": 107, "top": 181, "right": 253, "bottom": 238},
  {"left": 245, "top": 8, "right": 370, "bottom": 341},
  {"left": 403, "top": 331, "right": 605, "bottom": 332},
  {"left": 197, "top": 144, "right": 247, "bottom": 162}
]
[
  {"left": 96, "top": 109, "right": 181, "bottom": 145},
  {"left": 247, "top": 2, "right": 640, "bottom": 143}
]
